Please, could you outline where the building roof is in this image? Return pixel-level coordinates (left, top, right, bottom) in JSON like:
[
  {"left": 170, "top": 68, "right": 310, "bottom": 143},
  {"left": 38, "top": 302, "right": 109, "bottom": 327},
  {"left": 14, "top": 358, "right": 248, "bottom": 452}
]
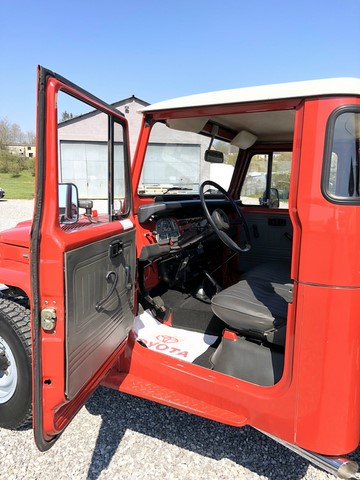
[
  {"left": 140, "top": 77, "right": 360, "bottom": 113},
  {"left": 112, "top": 95, "right": 149, "bottom": 109},
  {"left": 59, "top": 95, "right": 149, "bottom": 127}
]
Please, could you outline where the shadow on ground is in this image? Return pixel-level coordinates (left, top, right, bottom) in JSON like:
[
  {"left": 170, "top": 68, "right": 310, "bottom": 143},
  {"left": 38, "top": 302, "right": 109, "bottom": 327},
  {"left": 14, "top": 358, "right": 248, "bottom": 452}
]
[{"left": 84, "top": 386, "right": 314, "bottom": 480}]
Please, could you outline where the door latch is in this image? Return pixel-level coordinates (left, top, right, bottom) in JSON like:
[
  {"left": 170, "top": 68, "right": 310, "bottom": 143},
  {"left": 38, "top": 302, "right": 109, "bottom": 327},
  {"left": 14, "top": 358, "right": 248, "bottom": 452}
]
[
  {"left": 109, "top": 240, "right": 123, "bottom": 258},
  {"left": 41, "top": 307, "right": 57, "bottom": 331}
]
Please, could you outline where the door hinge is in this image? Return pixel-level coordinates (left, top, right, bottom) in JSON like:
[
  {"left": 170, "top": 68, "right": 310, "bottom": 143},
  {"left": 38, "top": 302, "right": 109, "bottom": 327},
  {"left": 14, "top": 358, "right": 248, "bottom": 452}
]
[{"left": 41, "top": 307, "right": 57, "bottom": 331}]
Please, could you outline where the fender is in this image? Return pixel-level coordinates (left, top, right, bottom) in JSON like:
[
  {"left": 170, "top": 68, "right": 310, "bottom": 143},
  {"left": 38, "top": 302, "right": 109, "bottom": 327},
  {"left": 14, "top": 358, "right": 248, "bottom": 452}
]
[{"left": 0, "top": 225, "right": 31, "bottom": 298}]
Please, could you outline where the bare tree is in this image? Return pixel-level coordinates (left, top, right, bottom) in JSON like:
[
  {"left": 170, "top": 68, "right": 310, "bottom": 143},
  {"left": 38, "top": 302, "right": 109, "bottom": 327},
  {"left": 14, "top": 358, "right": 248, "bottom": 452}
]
[{"left": 0, "top": 117, "right": 35, "bottom": 147}]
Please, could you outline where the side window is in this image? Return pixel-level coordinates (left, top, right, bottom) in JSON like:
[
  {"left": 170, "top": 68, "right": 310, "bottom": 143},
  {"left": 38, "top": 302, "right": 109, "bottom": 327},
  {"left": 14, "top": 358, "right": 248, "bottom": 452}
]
[
  {"left": 323, "top": 108, "right": 360, "bottom": 203},
  {"left": 240, "top": 151, "right": 292, "bottom": 208},
  {"left": 57, "top": 90, "right": 130, "bottom": 227}
]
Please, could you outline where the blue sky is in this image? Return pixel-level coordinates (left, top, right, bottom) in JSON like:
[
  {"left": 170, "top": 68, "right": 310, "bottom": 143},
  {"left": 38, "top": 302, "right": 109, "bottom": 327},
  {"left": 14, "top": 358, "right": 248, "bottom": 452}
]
[{"left": 1, "top": 0, "right": 359, "bottom": 133}]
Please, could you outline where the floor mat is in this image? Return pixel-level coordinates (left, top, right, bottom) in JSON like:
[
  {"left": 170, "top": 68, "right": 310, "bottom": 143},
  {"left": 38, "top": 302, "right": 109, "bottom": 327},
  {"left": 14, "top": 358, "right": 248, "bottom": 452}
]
[
  {"left": 134, "top": 310, "right": 218, "bottom": 363},
  {"left": 151, "top": 286, "right": 226, "bottom": 335}
]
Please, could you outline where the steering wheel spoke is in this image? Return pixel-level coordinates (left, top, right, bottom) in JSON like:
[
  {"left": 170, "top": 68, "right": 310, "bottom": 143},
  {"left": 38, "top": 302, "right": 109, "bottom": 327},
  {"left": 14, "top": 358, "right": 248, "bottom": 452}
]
[{"left": 199, "top": 180, "right": 251, "bottom": 253}]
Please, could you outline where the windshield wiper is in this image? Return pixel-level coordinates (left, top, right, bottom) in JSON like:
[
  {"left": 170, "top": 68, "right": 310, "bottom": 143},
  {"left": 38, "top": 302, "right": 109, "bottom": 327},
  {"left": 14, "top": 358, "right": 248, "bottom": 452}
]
[{"left": 162, "top": 186, "right": 193, "bottom": 194}]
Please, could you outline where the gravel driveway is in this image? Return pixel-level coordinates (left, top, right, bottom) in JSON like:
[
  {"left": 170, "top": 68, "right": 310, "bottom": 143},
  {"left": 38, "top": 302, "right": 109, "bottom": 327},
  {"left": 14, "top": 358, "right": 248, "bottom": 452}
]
[{"left": 0, "top": 199, "right": 359, "bottom": 480}]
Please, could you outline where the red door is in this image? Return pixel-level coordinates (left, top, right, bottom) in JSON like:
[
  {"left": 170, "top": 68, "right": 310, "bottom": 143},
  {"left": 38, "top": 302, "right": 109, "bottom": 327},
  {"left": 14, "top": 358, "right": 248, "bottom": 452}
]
[{"left": 31, "top": 66, "right": 136, "bottom": 450}]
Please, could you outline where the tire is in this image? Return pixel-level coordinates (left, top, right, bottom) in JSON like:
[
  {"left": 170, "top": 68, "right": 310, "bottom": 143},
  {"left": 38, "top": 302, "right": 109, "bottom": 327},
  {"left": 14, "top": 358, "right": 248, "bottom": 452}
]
[{"left": 0, "top": 298, "right": 32, "bottom": 429}]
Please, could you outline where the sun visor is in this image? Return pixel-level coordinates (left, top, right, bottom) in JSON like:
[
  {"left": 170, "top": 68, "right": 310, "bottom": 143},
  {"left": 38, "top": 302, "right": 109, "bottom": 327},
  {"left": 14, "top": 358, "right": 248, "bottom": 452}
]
[
  {"left": 231, "top": 130, "right": 258, "bottom": 149},
  {"left": 166, "top": 117, "right": 209, "bottom": 133}
]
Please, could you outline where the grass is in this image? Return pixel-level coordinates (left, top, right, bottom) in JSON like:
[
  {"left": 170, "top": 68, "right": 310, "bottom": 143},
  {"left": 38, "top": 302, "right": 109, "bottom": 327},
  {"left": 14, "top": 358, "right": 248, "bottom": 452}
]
[{"left": 0, "top": 171, "right": 35, "bottom": 199}]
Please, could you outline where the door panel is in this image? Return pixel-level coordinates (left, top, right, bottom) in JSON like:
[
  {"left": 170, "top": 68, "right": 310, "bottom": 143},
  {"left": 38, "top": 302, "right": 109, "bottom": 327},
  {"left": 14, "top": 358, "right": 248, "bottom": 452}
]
[
  {"left": 65, "top": 230, "right": 135, "bottom": 400},
  {"left": 239, "top": 210, "right": 292, "bottom": 272},
  {"left": 32, "top": 66, "right": 135, "bottom": 450}
]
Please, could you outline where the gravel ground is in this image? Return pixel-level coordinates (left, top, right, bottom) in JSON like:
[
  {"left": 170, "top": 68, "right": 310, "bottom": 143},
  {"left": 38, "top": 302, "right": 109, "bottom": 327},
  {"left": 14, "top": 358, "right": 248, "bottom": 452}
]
[{"left": 0, "top": 198, "right": 359, "bottom": 480}]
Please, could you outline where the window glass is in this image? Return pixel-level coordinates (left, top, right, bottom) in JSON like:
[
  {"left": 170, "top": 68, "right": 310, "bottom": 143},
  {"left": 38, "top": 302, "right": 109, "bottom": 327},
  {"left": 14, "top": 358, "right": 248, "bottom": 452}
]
[
  {"left": 114, "top": 121, "right": 127, "bottom": 215},
  {"left": 141, "top": 143, "right": 201, "bottom": 193},
  {"left": 240, "top": 152, "right": 292, "bottom": 208},
  {"left": 57, "top": 90, "right": 128, "bottom": 227},
  {"left": 60, "top": 140, "right": 108, "bottom": 199},
  {"left": 240, "top": 154, "right": 268, "bottom": 203},
  {"left": 271, "top": 152, "right": 292, "bottom": 203},
  {"left": 138, "top": 122, "right": 238, "bottom": 195},
  {"left": 325, "top": 110, "right": 360, "bottom": 200}
]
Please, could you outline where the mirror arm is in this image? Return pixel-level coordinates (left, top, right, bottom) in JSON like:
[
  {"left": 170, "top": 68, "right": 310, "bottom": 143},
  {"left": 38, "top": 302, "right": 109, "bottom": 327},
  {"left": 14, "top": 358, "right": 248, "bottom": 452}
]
[
  {"left": 79, "top": 200, "right": 98, "bottom": 223},
  {"left": 208, "top": 124, "right": 219, "bottom": 150}
]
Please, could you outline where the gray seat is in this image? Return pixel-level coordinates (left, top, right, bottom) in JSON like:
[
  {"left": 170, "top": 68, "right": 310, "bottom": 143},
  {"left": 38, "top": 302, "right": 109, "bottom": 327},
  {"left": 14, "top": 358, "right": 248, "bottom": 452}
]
[{"left": 211, "top": 262, "right": 293, "bottom": 346}]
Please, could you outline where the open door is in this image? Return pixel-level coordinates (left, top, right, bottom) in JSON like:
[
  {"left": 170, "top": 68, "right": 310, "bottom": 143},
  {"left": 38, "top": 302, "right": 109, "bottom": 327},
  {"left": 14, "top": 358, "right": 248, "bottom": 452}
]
[{"left": 31, "top": 66, "right": 136, "bottom": 450}]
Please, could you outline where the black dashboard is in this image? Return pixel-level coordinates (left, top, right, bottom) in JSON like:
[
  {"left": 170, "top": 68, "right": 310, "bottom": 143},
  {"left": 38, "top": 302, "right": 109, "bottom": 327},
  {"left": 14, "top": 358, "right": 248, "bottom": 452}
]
[
  {"left": 137, "top": 198, "right": 235, "bottom": 224},
  {"left": 137, "top": 198, "right": 236, "bottom": 262}
]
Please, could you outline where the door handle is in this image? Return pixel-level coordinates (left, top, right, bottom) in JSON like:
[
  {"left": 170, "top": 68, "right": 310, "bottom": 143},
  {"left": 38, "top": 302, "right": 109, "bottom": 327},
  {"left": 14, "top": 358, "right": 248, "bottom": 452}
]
[
  {"left": 96, "top": 271, "right": 118, "bottom": 312},
  {"left": 125, "top": 265, "right": 132, "bottom": 290}
]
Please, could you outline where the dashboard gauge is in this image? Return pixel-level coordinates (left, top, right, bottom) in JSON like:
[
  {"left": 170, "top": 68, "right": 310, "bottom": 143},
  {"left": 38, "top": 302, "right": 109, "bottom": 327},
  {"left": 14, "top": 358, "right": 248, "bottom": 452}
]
[{"left": 155, "top": 218, "right": 180, "bottom": 244}]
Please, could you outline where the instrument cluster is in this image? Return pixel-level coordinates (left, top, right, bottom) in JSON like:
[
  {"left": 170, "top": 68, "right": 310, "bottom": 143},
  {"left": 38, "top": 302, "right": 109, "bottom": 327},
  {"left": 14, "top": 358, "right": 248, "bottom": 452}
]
[{"left": 155, "top": 218, "right": 180, "bottom": 245}]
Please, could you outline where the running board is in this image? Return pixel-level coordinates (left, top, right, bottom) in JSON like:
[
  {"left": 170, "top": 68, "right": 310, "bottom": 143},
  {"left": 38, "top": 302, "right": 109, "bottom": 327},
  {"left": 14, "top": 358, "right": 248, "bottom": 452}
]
[
  {"left": 102, "top": 371, "right": 247, "bottom": 427},
  {"left": 258, "top": 429, "right": 358, "bottom": 478}
]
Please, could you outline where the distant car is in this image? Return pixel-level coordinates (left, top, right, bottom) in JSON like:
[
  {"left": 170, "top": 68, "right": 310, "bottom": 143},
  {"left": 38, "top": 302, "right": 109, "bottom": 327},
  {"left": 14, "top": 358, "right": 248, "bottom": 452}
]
[{"left": 0, "top": 188, "right": 4, "bottom": 199}]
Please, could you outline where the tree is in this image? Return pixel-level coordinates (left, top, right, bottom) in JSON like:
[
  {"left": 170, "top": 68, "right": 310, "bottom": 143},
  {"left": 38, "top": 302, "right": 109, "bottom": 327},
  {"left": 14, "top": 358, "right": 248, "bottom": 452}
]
[
  {"left": 60, "top": 111, "right": 74, "bottom": 122},
  {"left": 0, "top": 117, "right": 35, "bottom": 148},
  {"left": 0, "top": 117, "right": 36, "bottom": 176}
]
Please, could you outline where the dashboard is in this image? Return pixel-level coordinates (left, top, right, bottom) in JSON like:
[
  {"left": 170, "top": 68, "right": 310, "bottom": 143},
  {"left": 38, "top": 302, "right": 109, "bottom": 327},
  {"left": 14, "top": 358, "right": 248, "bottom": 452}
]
[
  {"left": 137, "top": 199, "right": 230, "bottom": 262},
  {"left": 138, "top": 215, "right": 213, "bottom": 262},
  {"left": 155, "top": 218, "right": 180, "bottom": 244},
  {"left": 155, "top": 216, "right": 210, "bottom": 247}
]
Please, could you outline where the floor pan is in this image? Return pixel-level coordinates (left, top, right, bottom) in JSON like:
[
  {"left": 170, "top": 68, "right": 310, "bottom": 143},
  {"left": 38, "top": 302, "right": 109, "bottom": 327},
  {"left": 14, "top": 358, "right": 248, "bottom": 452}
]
[{"left": 150, "top": 286, "right": 226, "bottom": 336}]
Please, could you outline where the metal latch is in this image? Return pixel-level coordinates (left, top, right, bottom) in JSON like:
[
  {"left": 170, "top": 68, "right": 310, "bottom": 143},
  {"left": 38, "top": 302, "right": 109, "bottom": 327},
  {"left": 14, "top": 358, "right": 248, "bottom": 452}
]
[
  {"left": 109, "top": 239, "right": 123, "bottom": 258},
  {"left": 41, "top": 307, "right": 56, "bottom": 331}
]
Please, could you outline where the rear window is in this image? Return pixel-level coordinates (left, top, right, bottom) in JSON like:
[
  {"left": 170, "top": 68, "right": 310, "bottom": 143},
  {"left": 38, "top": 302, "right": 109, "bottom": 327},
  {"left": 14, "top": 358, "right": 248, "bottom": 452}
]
[{"left": 323, "top": 107, "right": 360, "bottom": 203}]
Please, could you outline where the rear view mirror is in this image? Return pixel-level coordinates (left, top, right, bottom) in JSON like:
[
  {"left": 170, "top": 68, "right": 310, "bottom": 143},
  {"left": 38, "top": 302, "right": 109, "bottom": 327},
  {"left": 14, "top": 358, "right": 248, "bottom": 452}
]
[
  {"left": 205, "top": 150, "right": 224, "bottom": 163},
  {"left": 59, "top": 183, "right": 79, "bottom": 223}
]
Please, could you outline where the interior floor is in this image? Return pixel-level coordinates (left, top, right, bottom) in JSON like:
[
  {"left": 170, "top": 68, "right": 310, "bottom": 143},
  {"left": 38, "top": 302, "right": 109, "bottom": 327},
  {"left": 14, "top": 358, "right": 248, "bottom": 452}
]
[
  {"left": 150, "top": 283, "right": 226, "bottom": 335},
  {"left": 139, "top": 259, "right": 291, "bottom": 387},
  {"left": 147, "top": 284, "right": 224, "bottom": 368}
]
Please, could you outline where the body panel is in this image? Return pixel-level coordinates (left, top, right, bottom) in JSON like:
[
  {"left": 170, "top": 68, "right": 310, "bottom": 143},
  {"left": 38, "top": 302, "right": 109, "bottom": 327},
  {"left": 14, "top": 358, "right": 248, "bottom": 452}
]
[
  {"left": 31, "top": 67, "right": 135, "bottom": 450},
  {"left": 1, "top": 69, "right": 360, "bottom": 468}
]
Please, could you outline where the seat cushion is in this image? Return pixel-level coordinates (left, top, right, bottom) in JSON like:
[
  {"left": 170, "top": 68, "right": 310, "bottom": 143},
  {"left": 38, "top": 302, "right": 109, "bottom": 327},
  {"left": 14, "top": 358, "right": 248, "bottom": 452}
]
[{"left": 211, "top": 262, "right": 293, "bottom": 346}]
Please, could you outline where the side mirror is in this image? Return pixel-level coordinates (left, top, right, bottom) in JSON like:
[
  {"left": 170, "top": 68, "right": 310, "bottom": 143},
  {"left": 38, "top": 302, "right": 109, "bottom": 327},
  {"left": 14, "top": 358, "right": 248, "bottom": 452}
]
[
  {"left": 259, "top": 188, "right": 280, "bottom": 208},
  {"left": 269, "top": 188, "right": 280, "bottom": 208},
  {"left": 204, "top": 150, "right": 224, "bottom": 163},
  {"left": 59, "top": 183, "right": 79, "bottom": 223}
]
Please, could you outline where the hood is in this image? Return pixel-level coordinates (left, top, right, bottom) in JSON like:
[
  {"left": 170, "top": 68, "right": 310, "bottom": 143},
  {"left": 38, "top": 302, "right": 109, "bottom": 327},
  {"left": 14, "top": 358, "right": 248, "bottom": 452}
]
[{"left": 0, "top": 220, "right": 32, "bottom": 248}]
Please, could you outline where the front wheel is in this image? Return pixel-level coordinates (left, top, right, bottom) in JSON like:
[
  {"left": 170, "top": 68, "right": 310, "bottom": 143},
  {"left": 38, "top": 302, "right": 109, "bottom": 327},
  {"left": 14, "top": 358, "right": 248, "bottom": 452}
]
[{"left": 0, "top": 298, "right": 32, "bottom": 429}]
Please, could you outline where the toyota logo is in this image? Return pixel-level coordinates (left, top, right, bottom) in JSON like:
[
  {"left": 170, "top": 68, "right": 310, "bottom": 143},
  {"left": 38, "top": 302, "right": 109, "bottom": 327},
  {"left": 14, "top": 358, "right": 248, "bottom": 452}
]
[{"left": 156, "top": 334, "right": 179, "bottom": 344}]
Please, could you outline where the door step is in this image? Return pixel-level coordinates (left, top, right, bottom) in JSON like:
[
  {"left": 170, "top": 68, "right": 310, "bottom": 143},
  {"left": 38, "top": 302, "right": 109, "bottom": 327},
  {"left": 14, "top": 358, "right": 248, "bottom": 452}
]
[{"left": 102, "top": 372, "right": 247, "bottom": 426}]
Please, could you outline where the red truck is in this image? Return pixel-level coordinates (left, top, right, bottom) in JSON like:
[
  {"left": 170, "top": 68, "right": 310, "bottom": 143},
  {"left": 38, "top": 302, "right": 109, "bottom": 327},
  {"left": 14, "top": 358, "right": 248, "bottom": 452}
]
[{"left": 1, "top": 66, "right": 360, "bottom": 478}]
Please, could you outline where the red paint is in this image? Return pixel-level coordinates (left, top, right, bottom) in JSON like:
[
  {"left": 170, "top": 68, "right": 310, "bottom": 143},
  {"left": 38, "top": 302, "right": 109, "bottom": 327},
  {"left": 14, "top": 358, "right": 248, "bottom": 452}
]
[{"left": 2, "top": 67, "right": 360, "bottom": 465}]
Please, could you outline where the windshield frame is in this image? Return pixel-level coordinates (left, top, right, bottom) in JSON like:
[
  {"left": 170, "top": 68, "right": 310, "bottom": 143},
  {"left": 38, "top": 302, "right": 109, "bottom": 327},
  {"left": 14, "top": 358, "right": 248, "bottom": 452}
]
[{"left": 137, "top": 120, "right": 239, "bottom": 198}]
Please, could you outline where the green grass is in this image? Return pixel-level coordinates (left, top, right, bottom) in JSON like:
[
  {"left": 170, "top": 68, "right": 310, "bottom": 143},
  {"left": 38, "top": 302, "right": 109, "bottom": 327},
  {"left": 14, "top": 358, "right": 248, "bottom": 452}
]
[{"left": 0, "top": 171, "right": 35, "bottom": 199}]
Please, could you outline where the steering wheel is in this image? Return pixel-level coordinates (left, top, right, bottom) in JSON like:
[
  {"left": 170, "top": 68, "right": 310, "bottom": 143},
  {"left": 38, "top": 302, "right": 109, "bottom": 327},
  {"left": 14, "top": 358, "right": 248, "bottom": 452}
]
[{"left": 200, "top": 180, "right": 251, "bottom": 253}]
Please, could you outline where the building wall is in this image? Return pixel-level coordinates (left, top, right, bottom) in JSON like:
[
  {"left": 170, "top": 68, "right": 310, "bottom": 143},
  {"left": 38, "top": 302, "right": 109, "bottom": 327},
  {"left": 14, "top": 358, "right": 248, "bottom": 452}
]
[
  {"left": 57, "top": 96, "right": 211, "bottom": 198},
  {"left": 121, "top": 97, "right": 147, "bottom": 160},
  {"left": 7, "top": 144, "right": 36, "bottom": 158}
]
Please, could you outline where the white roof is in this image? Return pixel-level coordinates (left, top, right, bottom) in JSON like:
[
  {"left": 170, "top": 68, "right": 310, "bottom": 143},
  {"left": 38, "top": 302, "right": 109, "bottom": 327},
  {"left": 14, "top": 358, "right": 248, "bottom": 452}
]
[{"left": 140, "top": 77, "right": 360, "bottom": 113}]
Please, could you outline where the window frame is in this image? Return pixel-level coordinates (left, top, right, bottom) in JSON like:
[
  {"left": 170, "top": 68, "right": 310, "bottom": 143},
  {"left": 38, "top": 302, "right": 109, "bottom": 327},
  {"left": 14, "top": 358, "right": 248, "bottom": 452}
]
[
  {"left": 239, "top": 145, "right": 292, "bottom": 208},
  {"left": 322, "top": 104, "right": 360, "bottom": 205}
]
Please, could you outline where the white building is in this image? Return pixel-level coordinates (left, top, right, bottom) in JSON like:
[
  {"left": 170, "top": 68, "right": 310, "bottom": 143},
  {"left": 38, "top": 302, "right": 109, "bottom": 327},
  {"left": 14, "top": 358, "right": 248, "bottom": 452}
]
[{"left": 58, "top": 95, "right": 210, "bottom": 199}]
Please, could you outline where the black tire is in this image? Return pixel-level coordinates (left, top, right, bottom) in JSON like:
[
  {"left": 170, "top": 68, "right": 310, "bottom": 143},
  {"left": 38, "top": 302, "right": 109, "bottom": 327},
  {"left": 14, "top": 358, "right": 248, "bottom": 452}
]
[{"left": 0, "top": 298, "right": 32, "bottom": 429}]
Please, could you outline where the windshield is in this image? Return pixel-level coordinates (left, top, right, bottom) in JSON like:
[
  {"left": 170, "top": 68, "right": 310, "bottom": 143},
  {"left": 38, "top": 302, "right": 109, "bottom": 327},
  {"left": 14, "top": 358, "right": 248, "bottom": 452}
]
[{"left": 138, "top": 121, "right": 238, "bottom": 196}]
